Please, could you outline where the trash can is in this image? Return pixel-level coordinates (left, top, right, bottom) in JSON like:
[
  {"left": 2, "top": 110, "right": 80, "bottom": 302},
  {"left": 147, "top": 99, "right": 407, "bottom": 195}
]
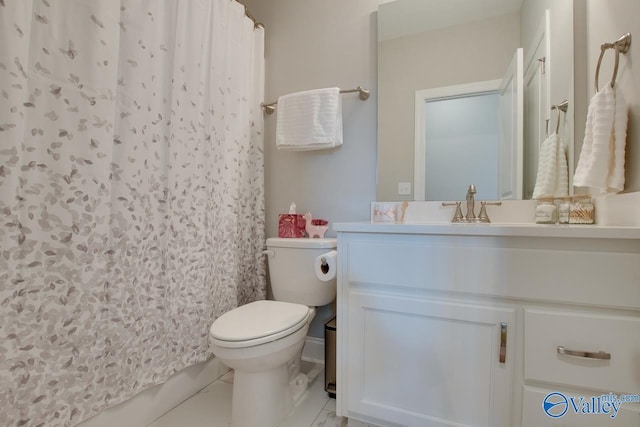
[{"left": 324, "top": 317, "right": 337, "bottom": 398}]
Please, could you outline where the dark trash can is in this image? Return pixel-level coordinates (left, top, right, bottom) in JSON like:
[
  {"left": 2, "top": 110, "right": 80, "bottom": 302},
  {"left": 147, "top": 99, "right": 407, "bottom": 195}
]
[{"left": 325, "top": 317, "right": 336, "bottom": 398}]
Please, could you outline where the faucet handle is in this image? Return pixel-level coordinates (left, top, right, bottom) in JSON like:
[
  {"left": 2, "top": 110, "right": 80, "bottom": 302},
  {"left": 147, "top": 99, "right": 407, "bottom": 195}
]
[
  {"left": 478, "top": 201, "right": 502, "bottom": 223},
  {"left": 442, "top": 201, "right": 464, "bottom": 223}
]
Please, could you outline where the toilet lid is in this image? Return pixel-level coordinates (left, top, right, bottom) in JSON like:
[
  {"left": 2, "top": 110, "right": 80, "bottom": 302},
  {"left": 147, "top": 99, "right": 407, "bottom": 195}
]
[{"left": 210, "top": 300, "right": 310, "bottom": 343}]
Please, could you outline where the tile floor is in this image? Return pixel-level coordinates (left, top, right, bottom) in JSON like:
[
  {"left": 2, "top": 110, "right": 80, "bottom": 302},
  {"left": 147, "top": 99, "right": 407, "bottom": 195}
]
[{"left": 149, "top": 362, "right": 347, "bottom": 427}]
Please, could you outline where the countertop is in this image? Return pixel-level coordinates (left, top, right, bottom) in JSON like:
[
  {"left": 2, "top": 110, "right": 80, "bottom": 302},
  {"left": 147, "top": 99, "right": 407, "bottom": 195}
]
[{"left": 333, "top": 221, "right": 640, "bottom": 239}]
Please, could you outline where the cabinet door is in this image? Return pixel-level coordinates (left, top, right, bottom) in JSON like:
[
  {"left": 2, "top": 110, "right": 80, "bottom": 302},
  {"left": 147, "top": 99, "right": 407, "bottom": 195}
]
[{"left": 346, "top": 291, "right": 515, "bottom": 427}]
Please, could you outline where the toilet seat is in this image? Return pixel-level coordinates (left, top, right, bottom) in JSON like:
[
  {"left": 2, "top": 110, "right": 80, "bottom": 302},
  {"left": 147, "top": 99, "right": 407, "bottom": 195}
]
[{"left": 210, "top": 300, "right": 311, "bottom": 349}]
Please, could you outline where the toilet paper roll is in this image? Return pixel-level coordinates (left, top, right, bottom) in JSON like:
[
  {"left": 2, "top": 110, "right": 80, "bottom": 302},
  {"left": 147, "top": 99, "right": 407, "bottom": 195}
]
[{"left": 314, "top": 250, "right": 337, "bottom": 282}]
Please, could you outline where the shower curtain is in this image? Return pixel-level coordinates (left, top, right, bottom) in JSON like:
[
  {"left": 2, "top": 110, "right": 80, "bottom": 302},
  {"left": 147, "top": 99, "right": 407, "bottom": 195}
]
[{"left": 0, "top": 0, "right": 265, "bottom": 425}]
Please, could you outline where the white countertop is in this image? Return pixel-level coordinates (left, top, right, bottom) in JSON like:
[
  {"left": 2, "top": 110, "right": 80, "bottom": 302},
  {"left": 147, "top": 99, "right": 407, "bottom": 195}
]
[{"left": 334, "top": 221, "right": 640, "bottom": 239}]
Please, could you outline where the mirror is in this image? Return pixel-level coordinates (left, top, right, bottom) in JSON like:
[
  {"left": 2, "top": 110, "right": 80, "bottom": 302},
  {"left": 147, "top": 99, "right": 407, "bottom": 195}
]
[
  {"left": 377, "top": 0, "right": 579, "bottom": 201},
  {"left": 419, "top": 87, "right": 502, "bottom": 201}
]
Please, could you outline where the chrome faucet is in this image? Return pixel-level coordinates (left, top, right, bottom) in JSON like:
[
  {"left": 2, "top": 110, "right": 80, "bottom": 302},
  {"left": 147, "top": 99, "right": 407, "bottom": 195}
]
[
  {"left": 441, "top": 184, "right": 502, "bottom": 223},
  {"left": 465, "top": 184, "right": 477, "bottom": 221}
]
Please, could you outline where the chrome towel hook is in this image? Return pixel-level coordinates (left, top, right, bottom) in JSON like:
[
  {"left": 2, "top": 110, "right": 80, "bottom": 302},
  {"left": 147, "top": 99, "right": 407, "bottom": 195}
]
[
  {"left": 594, "top": 33, "right": 632, "bottom": 92},
  {"left": 546, "top": 100, "right": 569, "bottom": 137}
]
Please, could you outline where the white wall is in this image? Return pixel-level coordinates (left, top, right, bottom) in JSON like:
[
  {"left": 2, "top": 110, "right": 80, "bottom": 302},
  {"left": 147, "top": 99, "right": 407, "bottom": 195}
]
[
  {"left": 585, "top": 0, "right": 640, "bottom": 192},
  {"left": 243, "top": 0, "right": 379, "bottom": 337}
]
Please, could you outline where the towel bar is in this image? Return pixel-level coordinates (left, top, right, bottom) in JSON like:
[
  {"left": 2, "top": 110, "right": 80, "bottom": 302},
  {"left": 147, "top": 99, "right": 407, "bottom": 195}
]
[{"left": 261, "top": 86, "right": 370, "bottom": 115}]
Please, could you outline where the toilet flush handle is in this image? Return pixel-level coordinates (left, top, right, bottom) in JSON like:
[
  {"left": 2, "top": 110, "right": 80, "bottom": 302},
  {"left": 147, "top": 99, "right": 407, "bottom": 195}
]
[{"left": 261, "top": 249, "right": 275, "bottom": 257}]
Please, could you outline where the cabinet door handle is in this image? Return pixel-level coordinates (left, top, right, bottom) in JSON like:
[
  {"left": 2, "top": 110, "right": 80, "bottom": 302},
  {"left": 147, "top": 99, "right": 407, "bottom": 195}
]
[
  {"left": 557, "top": 346, "right": 611, "bottom": 360},
  {"left": 499, "top": 323, "right": 507, "bottom": 364}
]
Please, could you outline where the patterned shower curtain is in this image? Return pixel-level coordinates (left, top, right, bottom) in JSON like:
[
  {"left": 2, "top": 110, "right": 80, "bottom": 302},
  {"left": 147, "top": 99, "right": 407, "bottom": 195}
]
[{"left": 0, "top": 0, "right": 265, "bottom": 425}]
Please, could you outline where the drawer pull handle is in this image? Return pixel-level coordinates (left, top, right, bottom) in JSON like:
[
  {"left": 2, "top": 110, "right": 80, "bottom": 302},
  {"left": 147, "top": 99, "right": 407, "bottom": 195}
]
[
  {"left": 557, "top": 346, "right": 611, "bottom": 360},
  {"left": 499, "top": 323, "right": 507, "bottom": 364}
]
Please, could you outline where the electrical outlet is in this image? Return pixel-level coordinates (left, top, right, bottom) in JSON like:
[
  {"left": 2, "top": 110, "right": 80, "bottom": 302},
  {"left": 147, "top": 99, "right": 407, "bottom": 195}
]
[{"left": 398, "top": 182, "right": 411, "bottom": 195}]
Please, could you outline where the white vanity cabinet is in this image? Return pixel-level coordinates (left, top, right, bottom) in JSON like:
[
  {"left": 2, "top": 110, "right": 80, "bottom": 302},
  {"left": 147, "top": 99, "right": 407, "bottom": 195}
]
[{"left": 335, "top": 224, "right": 640, "bottom": 427}]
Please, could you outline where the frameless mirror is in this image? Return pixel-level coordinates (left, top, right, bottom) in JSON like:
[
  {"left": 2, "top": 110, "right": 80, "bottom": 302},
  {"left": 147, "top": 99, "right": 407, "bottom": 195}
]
[{"left": 377, "top": 0, "right": 579, "bottom": 201}]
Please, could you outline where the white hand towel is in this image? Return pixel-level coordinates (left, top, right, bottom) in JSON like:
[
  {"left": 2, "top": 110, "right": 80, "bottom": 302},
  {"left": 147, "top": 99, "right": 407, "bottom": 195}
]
[
  {"left": 573, "top": 85, "right": 628, "bottom": 193},
  {"left": 532, "top": 132, "right": 569, "bottom": 199},
  {"left": 275, "top": 87, "right": 343, "bottom": 151},
  {"left": 555, "top": 135, "right": 569, "bottom": 197},
  {"left": 607, "top": 87, "right": 628, "bottom": 192}
]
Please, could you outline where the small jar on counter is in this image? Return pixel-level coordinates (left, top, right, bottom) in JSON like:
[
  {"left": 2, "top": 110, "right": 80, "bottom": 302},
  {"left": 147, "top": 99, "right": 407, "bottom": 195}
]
[
  {"left": 557, "top": 198, "right": 570, "bottom": 224},
  {"left": 535, "top": 199, "right": 557, "bottom": 224},
  {"left": 569, "top": 196, "right": 595, "bottom": 224}
]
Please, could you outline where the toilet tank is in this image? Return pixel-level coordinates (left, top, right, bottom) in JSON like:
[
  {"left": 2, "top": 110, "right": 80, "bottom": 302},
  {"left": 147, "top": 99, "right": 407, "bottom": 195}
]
[{"left": 265, "top": 238, "right": 337, "bottom": 307}]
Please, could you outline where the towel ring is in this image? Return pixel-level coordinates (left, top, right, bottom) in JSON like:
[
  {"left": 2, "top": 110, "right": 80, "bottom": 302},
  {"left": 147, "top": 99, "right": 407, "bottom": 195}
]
[
  {"left": 594, "top": 33, "right": 631, "bottom": 92},
  {"left": 546, "top": 100, "right": 569, "bottom": 137}
]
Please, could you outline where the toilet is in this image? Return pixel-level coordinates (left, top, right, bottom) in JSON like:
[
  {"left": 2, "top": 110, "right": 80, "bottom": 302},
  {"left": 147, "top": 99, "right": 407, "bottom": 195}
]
[{"left": 209, "top": 237, "right": 337, "bottom": 427}]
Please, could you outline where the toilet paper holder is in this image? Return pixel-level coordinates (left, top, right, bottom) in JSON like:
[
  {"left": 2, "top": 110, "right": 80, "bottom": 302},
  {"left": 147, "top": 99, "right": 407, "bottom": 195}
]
[
  {"left": 319, "top": 257, "right": 330, "bottom": 274},
  {"left": 315, "top": 250, "right": 337, "bottom": 282}
]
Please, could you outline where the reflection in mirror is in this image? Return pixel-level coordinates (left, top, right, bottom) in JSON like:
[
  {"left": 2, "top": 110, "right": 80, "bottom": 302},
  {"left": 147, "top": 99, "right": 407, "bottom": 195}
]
[
  {"left": 415, "top": 82, "right": 501, "bottom": 201},
  {"left": 423, "top": 92, "right": 500, "bottom": 201},
  {"left": 377, "top": 0, "right": 577, "bottom": 202}
]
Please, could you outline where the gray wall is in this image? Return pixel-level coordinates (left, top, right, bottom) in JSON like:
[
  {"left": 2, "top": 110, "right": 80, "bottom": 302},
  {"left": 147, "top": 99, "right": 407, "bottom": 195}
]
[{"left": 243, "top": 0, "right": 379, "bottom": 337}]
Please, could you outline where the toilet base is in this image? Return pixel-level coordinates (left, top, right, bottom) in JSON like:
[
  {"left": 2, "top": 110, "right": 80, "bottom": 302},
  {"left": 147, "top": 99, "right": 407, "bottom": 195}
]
[
  {"left": 216, "top": 324, "right": 310, "bottom": 427},
  {"left": 289, "top": 372, "right": 309, "bottom": 403},
  {"left": 210, "top": 307, "right": 319, "bottom": 427},
  {"left": 231, "top": 365, "right": 294, "bottom": 427},
  {"left": 231, "top": 368, "right": 312, "bottom": 427}
]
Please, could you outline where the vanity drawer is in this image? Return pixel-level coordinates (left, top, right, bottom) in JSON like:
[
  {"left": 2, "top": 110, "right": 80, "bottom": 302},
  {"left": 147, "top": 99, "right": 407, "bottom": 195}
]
[{"left": 524, "top": 309, "right": 640, "bottom": 393}]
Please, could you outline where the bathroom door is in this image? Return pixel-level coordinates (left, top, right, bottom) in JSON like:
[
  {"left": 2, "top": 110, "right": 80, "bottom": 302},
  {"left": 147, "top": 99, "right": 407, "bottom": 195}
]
[{"left": 498, "top": 48, "right": 524, "bottom": 200}]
